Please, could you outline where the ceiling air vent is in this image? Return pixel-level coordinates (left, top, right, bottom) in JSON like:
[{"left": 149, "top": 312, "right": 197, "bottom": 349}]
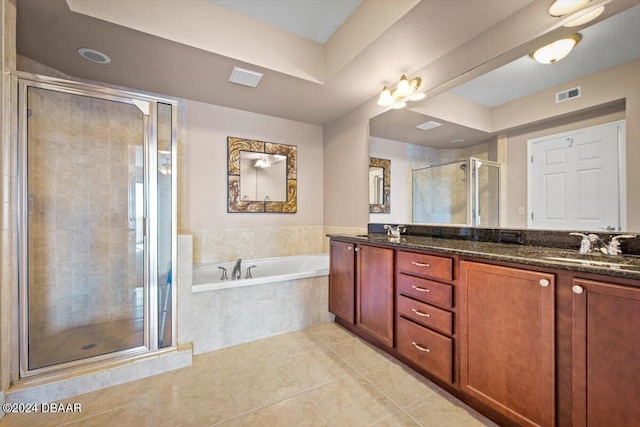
[
  {"left": 556, "top": 86, "right": 581, "bottom": 103},
  {"left": 229, "top": 67, "right": 263, "bottom": 88}
]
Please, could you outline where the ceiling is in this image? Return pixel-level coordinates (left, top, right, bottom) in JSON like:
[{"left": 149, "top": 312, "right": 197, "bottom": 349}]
[
  {"left": 15, "top": 0, "right": 533, "bottom": 126},
  {"left": 209, "top": 0, "right": 362, "bottom": 44}
]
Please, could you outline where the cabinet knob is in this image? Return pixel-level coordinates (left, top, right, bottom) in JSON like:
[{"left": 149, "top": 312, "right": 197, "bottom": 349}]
[
  {"left": 539, "top": 279, "right": 550, "bottom": 287},
  {"left": 347, "top": 246, "right": 352, "bottom": 250},
  {"left": 355, "top": 247, "right": 360, "bottom": 252},
  {"left": 572, "top": 285, "right": 584, "bottom": 294}
]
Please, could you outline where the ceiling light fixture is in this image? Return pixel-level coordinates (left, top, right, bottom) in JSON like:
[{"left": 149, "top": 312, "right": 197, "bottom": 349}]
[
  {"left": 377, "top": 74, "right": 423, "bottom": 109},
  {"left": 548, "top": 0, "right": 590, "bottom": 17},
  {"left": 77, "top": 48, "right": 111, "bottom": 64},
  {"left": 564, "top": 5, "right": 605, "bottom": 27},
  {"left": 530, "top": 33, "right": 582, "bottom": 64}
]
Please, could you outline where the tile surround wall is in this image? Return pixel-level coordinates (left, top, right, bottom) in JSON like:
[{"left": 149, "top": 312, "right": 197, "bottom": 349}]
[
  {"left": 187, "top": 226, "right": 325, "bottom": 264},
  {"left": 177, "top": 235, "right": 332, "bottom": 355}
]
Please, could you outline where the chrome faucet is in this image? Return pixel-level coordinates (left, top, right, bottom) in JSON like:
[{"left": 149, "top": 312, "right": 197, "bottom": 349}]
[
  {"left": 232, "top": 258, "right": 242, "bottom": 280},
  {"left": 383, "top": 224, "right": 406, "bottom": 238},
  {"left": 571, "top": 232, "right": 636, "bottom": 256}
]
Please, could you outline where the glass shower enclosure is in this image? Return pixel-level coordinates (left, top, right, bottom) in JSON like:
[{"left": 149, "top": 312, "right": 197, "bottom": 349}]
[
  {"left": 412, "top": 158, "right": 501, "bottom": 227},
  {"left": 17, "top": 73, "right": 176, "bottom": 377}
]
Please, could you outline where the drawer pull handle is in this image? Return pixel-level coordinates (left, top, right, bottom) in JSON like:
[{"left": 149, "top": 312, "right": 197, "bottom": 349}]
[
  {"left": 411, "top": 261, "right": 431, "bottom": 268},
  {"left": 411, "top": 285, "right": 431, "bottom": 293},
  {"left": 411, "top": 341, "right": 431, "bottom": 353},
  {"left": 411, "top": 308, "right": 431, "bottom": 318}
]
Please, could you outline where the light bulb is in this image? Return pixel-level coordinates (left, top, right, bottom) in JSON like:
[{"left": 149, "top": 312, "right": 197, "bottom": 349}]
[
  {"left": 407, "top": 92, "right": 426, "bottom": 102},
  {"left": 390, "top": 102, "right": 406, "bottom": 109},
  {"left": 377, "top": 86, "right": 394, "bottom": 106},
  {"left": 548, "top": 0, "right": 590, "bottom": 17}
]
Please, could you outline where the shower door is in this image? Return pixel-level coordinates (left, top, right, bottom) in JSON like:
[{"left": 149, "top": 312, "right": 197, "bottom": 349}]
[{"left": 17, "top": 74, "right": 176, "bottom": 376}]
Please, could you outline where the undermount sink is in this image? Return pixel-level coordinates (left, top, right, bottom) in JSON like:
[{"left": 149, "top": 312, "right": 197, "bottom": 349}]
[{"left": 542, "top": 256, "right": 640, "bottom": 271}]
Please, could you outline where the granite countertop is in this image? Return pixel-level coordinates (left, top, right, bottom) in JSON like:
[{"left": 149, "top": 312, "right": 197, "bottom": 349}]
[{"left": 328, "top": 233, "right": 640, "bottom": 282}]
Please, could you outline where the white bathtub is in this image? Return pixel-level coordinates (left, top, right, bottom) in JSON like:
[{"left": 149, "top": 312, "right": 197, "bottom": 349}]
[{"left": 191, "top": 254, "right": 329, "bottom": 292}]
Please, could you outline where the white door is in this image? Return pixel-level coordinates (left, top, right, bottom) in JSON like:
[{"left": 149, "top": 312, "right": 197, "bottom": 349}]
[{"left": 528, "top": 121, "right": 625, "bottom": 231}]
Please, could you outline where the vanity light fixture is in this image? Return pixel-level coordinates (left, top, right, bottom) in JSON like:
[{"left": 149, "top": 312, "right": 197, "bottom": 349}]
[
  {"left": 377, "top": 74, "right": 423, "bottom": 108},
  {"left": 530, "top": 33, "right": 582, "bottom": 64}
]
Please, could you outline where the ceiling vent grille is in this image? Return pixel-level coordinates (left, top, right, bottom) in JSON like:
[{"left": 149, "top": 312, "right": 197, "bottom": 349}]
[
  {"left": 556, "top": 86, "right": 581, "bottom": 103},
  {"left": 229, "top": 67, "right": 263, "bottom": 88}
]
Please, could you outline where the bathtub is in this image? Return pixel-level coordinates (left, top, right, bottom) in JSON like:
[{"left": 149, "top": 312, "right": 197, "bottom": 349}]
[{"left": 191, "top": 254, "right": 329, "bottom": 292}]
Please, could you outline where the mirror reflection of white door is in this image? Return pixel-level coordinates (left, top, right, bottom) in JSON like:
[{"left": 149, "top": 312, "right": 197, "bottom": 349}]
[{"left": 528, "top": 120, "right": 625, "bottom": 231}]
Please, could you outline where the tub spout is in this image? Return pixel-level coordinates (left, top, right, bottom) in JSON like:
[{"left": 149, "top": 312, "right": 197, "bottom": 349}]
[{"left": 232, "top": 258, "right": 242, "bottom": 280}]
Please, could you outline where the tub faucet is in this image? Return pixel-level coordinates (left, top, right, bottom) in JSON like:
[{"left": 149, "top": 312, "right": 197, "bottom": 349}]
[{"left": 232, "top": 258, "right": 242, "bottom": 280}]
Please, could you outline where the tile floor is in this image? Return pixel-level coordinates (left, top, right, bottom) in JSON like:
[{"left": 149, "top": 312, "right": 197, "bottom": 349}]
[{"left": 0, "top": 322, "right": 498, "bottom": 427}]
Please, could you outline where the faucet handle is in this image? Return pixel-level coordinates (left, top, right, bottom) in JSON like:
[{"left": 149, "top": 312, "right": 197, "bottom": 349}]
[
  {"left": 245, "top": 265, "right": 257, "bottom": 279},
  {"left": 218, "top": 266, "right": 228, "bottom": 281}
]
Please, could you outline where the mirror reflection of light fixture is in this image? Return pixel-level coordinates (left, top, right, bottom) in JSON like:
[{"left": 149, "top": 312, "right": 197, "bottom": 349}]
[
  {"left": 530, "top": 33, "right": 581, "bottom": 64},
  {"left": 564, "top": 5, "right": 605, "bottom": 27},
  {"left": 548, "top": 0, "right": 590, "bottom": 17},
  {"left": 377, "top": 74, "right": 423, "bottom": 109},
  {"left": 254, "top": 158, "right": 271, "bottom": 168}
]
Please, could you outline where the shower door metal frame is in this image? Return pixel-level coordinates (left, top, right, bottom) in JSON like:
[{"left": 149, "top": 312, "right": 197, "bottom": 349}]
[
  {"left": 14, "top": 72, "right": 178, "bottom": 379},
  {"left": 468, "top": 157, "right": 501, "bottom": 227}
]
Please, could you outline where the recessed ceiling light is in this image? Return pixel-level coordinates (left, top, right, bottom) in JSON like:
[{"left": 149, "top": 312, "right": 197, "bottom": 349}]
[
  {"left": 450, "top": 139, "right": 464, "bottom": 144},
  {"left": 77, "top": 48, "right": 111, "bottom": 64},
  {"left": 416, "top": 120, "right": 442, "bottom": 131}
]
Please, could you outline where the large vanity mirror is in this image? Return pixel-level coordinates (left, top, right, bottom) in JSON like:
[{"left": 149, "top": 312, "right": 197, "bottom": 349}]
[
  {"left": 369, "top": 4, "right": 640, "bottom": 233},
  {"left": 227, "top": 137, "right": 297, "bottom": 213}
]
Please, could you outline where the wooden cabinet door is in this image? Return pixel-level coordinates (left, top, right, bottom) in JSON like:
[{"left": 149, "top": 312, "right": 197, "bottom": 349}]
[
  {"left": 460, "top": 261, "right": 555, "bottom": 427},
  {"left": 357, "top": 245, "right": 394, "bottom": 347},
  {"left": 329, "top": 240, "right": 355, "bottom": 323},
  {"left": 571, "top": 279, "right": 640, "bottom": 427}
]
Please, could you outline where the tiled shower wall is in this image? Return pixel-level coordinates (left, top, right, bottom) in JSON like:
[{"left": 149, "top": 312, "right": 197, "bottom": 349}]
[{"left": 27, "top": 88, "right": 143, "bottom": 339}]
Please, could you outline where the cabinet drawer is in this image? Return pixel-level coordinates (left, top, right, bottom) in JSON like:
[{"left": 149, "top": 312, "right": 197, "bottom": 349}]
[
  {"left": 397, "top": 251, "right": 453, "bottom": 281},
  {"left": 397, "top": 274, "right": 453, "bottom": 309},
  {"left": 397, "top": 317, "right": 453, "bottom": 383},
  {"left": 398, "top": 295, "right": 453, "bottom": 336}
]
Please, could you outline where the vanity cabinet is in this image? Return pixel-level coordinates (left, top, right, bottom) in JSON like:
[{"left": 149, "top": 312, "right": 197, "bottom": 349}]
[
  {"left": 396, "top": 250, "right": 456, "bottom": 383},
  {"left": 570, "top": 278, "right": 640, "bottom": 427},
  {"left": 356, "top": 245, "right": 394, "bottom": 347},
  {"left": 329, "top": 240, "right": 394, "bottom": 347},
  {"left": 460, "top": 261, "right": 555, "bottom": 427},
  {"left": 329, "top": 240, "right": 355, "bottom": 323}
]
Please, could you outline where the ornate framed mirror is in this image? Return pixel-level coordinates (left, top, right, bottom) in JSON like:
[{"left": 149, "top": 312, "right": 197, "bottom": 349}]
[
  {"left": 369, "top": 157, "right": 390, "bottom": 213},
  {"left": 227, "top": 137, "right": 297, "bottom": 213}
]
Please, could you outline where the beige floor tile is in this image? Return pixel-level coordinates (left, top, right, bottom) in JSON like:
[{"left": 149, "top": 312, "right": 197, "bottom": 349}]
[
  {"left": 62, "top": 376, "right": 156, "bottom": 423},
  {"left": 227, "top": 360, "right": 304, "bottom": 414},
  {"left": 194, "top": 338, "right": 283, "bottom": 377},
  {"left": 404, "top": 390, "right": 499, "bottom": 427},
  {"left": 211, "top": 418, "right": 241, "bottom": 427},
  {"left": 369, "top": 411, "right": 421, "bottom": 427},
  {"left": 62, "top": 401, "right": 154, "bottom": 427},
  {"left": 306, "top": 374, "right": 400, "bottom": 426},
  {"left": 265, "top": 329, "right": 324, "bottom": 357},
  {"left": 152, "top": 381, "right": 236, "bottom": 427},
  {"left": 306, "top": 322, "right": 355, "bottom": 347},
  {"left": 0, "top": 411, "right": 64, "bottom": 427},
  {"left": 239, "top": 394, "right": 327, "bottom": 427},
  {"left": 329, "top": 338, "right": 391, "bottom": 371},
  {"left": 285, "top": 346, "right": 355, "bottom": 389},
  {"left": 360, "top": 359, "right": 440, "bottom": 408}
]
